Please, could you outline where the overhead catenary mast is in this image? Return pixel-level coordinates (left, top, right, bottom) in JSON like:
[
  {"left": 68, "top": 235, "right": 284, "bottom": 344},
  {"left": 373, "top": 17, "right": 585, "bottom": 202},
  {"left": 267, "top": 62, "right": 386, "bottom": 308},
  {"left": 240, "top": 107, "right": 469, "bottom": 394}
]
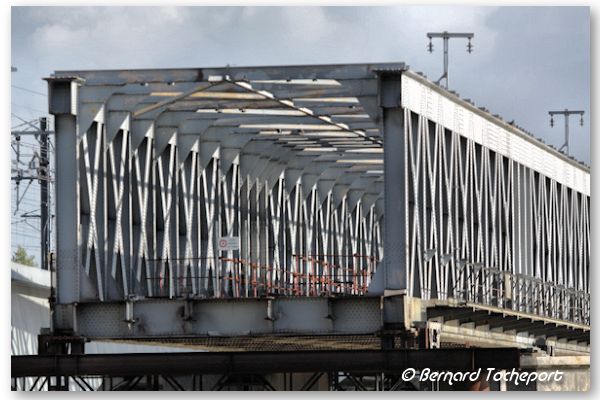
[
  {"left": 426, "top": 31, "right": 474, "bottom": 89},
  {"left": 548, "top": 109, "right": 585, "bottom": 155}
]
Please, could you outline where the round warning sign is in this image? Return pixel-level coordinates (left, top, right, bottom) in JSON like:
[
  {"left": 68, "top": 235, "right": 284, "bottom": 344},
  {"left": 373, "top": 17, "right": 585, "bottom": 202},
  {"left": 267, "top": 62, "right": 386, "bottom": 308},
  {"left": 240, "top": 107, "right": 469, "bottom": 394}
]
[{"left": 218, "top": 236, "right": 240, "bottom": 251}]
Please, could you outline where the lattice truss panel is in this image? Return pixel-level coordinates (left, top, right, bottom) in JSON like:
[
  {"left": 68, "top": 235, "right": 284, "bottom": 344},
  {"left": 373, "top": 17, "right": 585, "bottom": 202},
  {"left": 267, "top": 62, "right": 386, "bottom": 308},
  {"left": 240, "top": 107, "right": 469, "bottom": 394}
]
[
  {"left": 52, "top": 64, "right": 398, "bottom": 302},
  {"left": 401, "top": 73, "right": 590, "bottom": 325}
]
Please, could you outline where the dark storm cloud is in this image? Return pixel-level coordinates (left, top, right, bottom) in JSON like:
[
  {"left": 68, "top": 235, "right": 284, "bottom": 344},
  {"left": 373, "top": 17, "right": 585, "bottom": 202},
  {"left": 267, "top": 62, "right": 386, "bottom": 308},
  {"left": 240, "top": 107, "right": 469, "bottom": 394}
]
[{"left": 11, "top": 6, "right": 589, "bottom": 163}]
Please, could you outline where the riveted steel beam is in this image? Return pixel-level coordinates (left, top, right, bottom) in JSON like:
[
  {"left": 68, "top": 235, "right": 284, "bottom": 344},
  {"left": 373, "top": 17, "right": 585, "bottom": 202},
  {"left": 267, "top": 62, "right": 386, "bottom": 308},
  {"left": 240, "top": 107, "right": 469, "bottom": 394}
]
[{"left": 12, "top": 347, "right": 520, "bottom": 378}]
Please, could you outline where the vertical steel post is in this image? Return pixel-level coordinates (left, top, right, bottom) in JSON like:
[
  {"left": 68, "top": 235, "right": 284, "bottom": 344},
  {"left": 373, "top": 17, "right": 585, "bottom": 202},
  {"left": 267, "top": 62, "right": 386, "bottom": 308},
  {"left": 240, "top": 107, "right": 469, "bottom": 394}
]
[
  {"left": 45, "top": 77, "right": 82, "bottom": 332},
  {"left": 443, "top": 36, "right": 449, "bottom": 88},
  {"left": 40, "top": 117, "right": 49, "bottom": 270},
  {"left": 53, "top": 113, "right": 79, "bottom": 303},
  {"left": 564, "top": 110, "right": 570, "bottom": 154},
  {"left": 378, "top": 70, "right": 407, "bottom": 292},
  {"left": 15, "top": 134, "right": 21, "bottom": 213}
]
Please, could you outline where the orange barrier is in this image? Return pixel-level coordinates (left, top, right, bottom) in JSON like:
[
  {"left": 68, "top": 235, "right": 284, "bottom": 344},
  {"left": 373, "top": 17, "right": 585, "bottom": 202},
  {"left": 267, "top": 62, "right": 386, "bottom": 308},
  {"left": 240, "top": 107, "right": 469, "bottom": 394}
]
[{"left": 146, "top": 254, "right": 378, "bottom": 298}]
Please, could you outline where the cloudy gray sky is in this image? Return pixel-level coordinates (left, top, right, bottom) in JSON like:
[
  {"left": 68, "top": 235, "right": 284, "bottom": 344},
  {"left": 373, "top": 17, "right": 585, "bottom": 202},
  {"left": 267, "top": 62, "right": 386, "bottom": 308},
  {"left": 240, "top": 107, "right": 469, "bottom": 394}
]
[{"left": 11, "top": 6, "right": 590, "bottom": 162}]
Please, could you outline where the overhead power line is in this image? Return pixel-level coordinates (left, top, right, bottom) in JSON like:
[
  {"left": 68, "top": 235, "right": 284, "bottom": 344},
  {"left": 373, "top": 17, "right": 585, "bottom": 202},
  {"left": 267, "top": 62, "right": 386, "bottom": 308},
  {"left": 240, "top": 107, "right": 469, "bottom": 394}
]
[{"left": 11, "top": 85, "right": 47, "bottom": 97}]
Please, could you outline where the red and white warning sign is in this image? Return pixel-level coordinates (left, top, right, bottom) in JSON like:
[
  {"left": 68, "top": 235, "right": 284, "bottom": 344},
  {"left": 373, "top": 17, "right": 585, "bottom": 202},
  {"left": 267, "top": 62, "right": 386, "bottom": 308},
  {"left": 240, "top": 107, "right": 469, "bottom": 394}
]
[{"left": 218, "top": 236, "right": 240, "bottom": 251}]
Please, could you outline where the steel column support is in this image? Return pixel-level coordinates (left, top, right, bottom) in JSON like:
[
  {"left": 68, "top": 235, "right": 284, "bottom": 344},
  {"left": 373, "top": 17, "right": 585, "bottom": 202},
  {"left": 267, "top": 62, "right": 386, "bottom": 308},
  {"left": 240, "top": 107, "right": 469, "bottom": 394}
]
[
  {"left": 51, "top": 112, "right": 82, "bottom": 335},
  {"left": 39, "top": 117, "right": 50, "bottom": 270},
  {"left": 53, "top": 115, "right": 79, "bottom": 303},
  {"left": 46, "top": 76, "right": 86, "bottom": 332},
  {"left": 378, "top": 71, "right": 406, "bottom": 292}
]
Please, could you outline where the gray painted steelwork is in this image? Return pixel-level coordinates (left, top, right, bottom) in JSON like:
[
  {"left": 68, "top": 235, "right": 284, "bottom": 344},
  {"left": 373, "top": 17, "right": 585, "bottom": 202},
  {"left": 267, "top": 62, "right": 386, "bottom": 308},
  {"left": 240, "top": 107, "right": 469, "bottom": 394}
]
[
  {"left": 46, "top": 62, "right": 589, "bottom": 339},
  {"left": 401, "top": 72, "right": 590, "bottom": 326},
  {"left": 11, "top": 348, "right": 521, "bottom": 377},
  {"left": 75, "top": 297, "right": 381, "bottom": 338}
]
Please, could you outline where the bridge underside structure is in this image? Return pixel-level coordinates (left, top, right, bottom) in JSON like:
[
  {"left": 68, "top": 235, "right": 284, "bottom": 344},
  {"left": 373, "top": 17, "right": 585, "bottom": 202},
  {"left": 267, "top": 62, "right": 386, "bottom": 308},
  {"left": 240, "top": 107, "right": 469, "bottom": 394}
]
[{"left": 25, "top": 62, "right": 589, "bottom": 387}]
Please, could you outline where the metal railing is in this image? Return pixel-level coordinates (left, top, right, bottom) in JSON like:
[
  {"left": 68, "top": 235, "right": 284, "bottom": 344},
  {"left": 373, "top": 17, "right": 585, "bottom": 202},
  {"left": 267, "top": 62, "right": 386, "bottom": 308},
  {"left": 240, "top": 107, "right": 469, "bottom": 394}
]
[
  {"left": 134, "top": 255, "right": 589, "bottom": 326},
  {"left": 450, "top": 263, "right": 589, "bottom": 325}
]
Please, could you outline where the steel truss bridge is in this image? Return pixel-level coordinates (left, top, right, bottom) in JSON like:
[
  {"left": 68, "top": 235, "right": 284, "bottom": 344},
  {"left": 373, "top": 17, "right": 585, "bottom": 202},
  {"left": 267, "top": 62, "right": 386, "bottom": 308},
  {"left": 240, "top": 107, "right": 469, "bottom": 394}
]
[{"left": 12, "top": 62, "right": 590, "bottom": 390}]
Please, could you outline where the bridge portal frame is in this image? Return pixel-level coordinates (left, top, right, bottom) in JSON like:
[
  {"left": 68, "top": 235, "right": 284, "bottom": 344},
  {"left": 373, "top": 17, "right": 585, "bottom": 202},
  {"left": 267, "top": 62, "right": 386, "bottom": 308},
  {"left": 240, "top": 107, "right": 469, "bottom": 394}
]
[{"left": 45, "top": 63, "right": 589, "bottom": 342}]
